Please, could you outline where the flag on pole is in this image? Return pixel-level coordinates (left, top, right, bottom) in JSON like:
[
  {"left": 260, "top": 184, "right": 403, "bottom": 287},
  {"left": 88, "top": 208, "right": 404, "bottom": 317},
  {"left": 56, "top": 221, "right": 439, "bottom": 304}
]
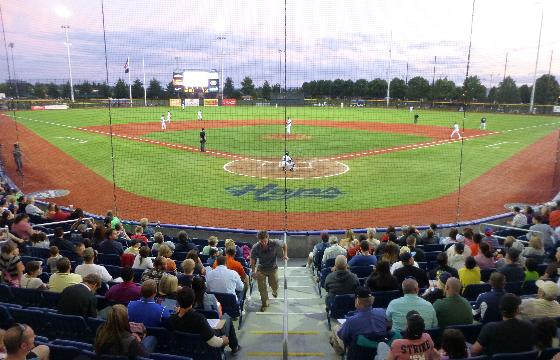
[{"left": 124, "top": 57, "right": 129, "bottom": 73}]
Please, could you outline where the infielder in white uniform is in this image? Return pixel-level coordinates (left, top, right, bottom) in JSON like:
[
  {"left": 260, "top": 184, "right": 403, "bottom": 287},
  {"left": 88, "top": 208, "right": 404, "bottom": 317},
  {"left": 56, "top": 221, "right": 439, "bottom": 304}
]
[
  {"left": 160, "top": 115, "right": 166, "bottom": 130},
  {"left": 409, "top": 106, "right": 414, "bottom": 113},
  {"left": 280, "top": 152, "right": 295, "bottom": 171},
  {"left": 181, "top": 100, "right": 185, "bottom": 110},
  {"left": 197, "top": 110, "right": 203, "bottom": 121},
  {"left": 450, "top": 122, "right": 461, "bottom": 139},
  {"left": 166, "top": 111, "right": 171, "bottom": 123},
  {"left": 480, "top": 116, "right": 487, "bottom": 130},
  {"left": 286, "top": 117, "right": 292, "bottom": 135}
]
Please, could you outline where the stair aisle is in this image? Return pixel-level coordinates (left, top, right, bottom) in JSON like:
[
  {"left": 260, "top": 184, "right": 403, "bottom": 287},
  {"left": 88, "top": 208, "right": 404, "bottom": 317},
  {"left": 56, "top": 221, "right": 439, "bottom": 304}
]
[{"left": 234, "top": 259, "right": 339, "bottom": 359}]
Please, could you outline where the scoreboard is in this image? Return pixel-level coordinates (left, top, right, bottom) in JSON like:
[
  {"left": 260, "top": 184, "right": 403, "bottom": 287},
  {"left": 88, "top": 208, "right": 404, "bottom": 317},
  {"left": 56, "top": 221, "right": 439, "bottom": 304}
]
[{"left": 173, "top": 70, "right": 219, "bottom": 94}]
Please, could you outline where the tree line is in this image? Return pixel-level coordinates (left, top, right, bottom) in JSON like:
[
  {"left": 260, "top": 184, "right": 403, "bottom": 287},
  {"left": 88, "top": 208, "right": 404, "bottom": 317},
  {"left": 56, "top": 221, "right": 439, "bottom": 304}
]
[{"left": 1, "top": 74, "right": 558, "bottom": 105}]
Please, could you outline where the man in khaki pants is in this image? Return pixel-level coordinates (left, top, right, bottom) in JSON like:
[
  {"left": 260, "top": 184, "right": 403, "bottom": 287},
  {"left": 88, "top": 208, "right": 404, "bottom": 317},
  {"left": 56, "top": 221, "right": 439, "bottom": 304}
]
[{"left": 250, "top": 230, "right": 288, "bottom": 312}]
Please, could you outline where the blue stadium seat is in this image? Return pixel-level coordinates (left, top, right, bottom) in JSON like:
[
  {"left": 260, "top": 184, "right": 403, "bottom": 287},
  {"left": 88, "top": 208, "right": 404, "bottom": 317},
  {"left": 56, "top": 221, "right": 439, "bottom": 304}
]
[
  {"left": 44, "top": 312, "right": 90, "bottom": 340},
  {"left": 319, "top": 267, "right": 331, "bottom": 296},
  {"left": 9, "top": 308, "right": 46, "bottom": 334},
  {"left": 172, "top": 252, "right": 187, "bottom": 261},
  {"left": 372, "top": 290, "right": 401, "bottom": 308},
  {"left": 327, "top": 294, "right": 355, "bottom": 329},
  {"left": 448, "top": 323, "right": 483, "bottom": 344},
  {"left": 51, "top": 339, "right": 93, "bottom": 351},
  {"left": 39, "top": 272, "right": 50, "bottom": 283},
  {"left": 97, "top": 253, "right": 121, "bottom": 266},
  {"left": 0, "top": 284, "right": 14, "bottom": 302},
  {"left": 168, "top": 331, "right": 223, "bottom": 360},
  {"left": 27, "top": 247, "right": 50, "bottom": 259},
  {"left": 425, "top": 327, "right": 443, "bottom": 348},
  {"left": 537, "top": 264, "right": 548, "bottom": 276},
  {"left": 34, "top": 336, "right": 49, "bottom": 345},
  {"left": 208, "top": 292, "right": 244, "bottom": 329},
  {"left": 350, "top": 266, "right": 374, "bottom": 278},
  {"left": 146, "top": 326, "right": 170, "bottom": 353},
  {"left": 462, "top": 283, "right": 491, "bottom": 301},
  {"left": 481, "top": 269, "right": 495, "bottom": 282},
  {"left": 20, "top": 256, "right": 44, "bottom": 265},
  {"left": 150, "top": 353, "right": 193, "bottom": 360},
  {"left": 103, "top": 265, "right": 122, "bottom": 279},
  {"left": 539, "top": 347, "right": 560, "bottom": 360},
  {"left": 505, "top": 281, "right": 523, "bottom": 296},
  {"left": 424, "top": 244, "right": 445, "bottom": 252},
  {"left": 41, "top": 291, "right": 61, "bottom": 309},
  {"left": 133, "top": 268, "right": 144, "bottom": 283},
  {"left": 491, "top": 350, "right": 538, "bottom": 360},
  {"left": 197, "top": 309, "right": 220, "bottom": 319},
  {"left": 11, "top": 287, "right": 43, "bottom": 307},
  {"left": 424, "top": 251, "right": 442, "bottom": 262},
  {"left": 87, "top": 317, "right": 105, "bottom": 338},
  {"left": 0, "top": 305, "right": 13, "bottom": 328},
  {"left": 49, "top": 344, "right": 83, "bottom": 359}
]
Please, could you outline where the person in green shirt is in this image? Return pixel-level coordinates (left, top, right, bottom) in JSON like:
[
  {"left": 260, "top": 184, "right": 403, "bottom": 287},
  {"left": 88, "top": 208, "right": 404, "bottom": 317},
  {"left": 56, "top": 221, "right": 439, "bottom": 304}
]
[
  {"left": 524, "top": 258, "right": 540, "bottom": 282},
  {"left": 433, "top": 277, "right": 474, "bottom": 328}
]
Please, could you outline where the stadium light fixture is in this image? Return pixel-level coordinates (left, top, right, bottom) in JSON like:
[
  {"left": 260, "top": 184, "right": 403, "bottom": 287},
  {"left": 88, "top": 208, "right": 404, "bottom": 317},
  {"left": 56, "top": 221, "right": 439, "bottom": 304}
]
[{"left": 61, "top": 25, "right": 75, "bottom": 102}]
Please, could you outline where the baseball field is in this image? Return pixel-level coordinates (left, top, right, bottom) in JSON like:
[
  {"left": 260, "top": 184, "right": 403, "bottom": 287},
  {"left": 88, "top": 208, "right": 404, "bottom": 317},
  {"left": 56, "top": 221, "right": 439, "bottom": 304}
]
[{"left": 1, "top": 106, "right": 558, "bottom": 230}]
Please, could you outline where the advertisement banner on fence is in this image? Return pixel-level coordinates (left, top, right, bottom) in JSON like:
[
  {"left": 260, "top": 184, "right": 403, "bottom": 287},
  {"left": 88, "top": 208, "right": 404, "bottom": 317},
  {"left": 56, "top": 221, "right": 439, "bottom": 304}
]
[
  {"left": 553, "top": 106, "right": 560, "bottom": 113},
  {"left": 204, "top": 99, "right": 218, "bottom": 107},
  {"left": 222, "top": 98, "right": 237, "bottom": 106},
  {"left": 169, "top": 99, "right": 181, "bottom": 107},
  {"left": 185, "top": 99, "right": 200, "bottom": 107},
  {"left": 31, "top": 105, "right": 69, "bottom": 110}
]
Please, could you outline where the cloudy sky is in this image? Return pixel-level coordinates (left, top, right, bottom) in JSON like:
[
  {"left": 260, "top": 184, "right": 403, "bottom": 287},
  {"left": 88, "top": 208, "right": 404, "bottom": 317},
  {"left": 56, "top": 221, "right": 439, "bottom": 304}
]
[{"left": 1, "top": 0, "right": 559, "bottom": 88}]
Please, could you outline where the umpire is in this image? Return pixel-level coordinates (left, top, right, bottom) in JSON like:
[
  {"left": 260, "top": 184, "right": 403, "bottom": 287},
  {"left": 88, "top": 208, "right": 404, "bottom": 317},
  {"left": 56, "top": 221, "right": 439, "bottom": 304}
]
[
  {"left": 199, "top": 128, "right": 206, "bottom": 152},
  {"left": 250, "top": 230, "right": 288, "bottom": 312}
]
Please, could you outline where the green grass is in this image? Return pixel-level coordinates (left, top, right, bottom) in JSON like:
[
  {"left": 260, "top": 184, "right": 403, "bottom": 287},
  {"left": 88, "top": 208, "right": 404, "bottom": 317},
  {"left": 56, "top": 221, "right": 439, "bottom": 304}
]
[
  {"left": 7, "top": 106, "right": 559, "bottom": 212},
  {"left": 141, "top": 125, "right": 432, "bottom": 158}
]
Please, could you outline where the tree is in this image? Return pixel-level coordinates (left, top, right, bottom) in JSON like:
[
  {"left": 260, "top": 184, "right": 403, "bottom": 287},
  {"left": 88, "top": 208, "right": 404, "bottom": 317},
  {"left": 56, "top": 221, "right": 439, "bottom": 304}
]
[
  {"left": 462, "top": 76, "right": 486, "bottom": 101},
  {"left": 495, "top": 76, "right": 520, "bottom": 103},
  {"left": 534, "top": 74, "right": 560, "bottom": 105},
  {"left": 518, "top": 85, "right": 531, "bottom": 104},
  {"left": 223, "top": 77, "right": 235, "bottom": 98},
  {"left": 77, "top": 81, "right": 92, "bottom": 98},
  {"left": 353, "top": 79, "right": 368, "bottom": 97},
  {"left": 367, "top": 79, "right": 387, "bottom": 98},
  {"left": 113, "top": 78, "right": 128, "bottom": 98},
  {"left": 240, "top": 76, "right": 255, "bottom": 97},
  {"left": 316, "top": 80, "right": 332, "bottom": 97},
  {"left": 47, "top": 83, "right": 59, "bottom": 98},
  {"left": 61, "top": 81, "right": 71, "bottom": 99},
  {"left": 261, "top": 80, "right": 271, "bottom": 100},
  {"left": 330, "top": 79, "right": 346, "bottom": 98},
  {"left": 98, "top": 82, "right": 112, "bottom": 98},
  {"left": 131, "top": 79, "right": 144, "bottom": 99},
  {"left": 431, "top": 78, "right": 456, "bottom": 100},
  {"left": 389, "top": 78, "right": 407, "bottom": 99},
  {"left": 32, "top": 83, "right": 46, "bottom": 98},
  {"left": 165, "top": 81, "right": 175, "bottom": 99},
  {"left": 406, "top": 76, "right": 431, "bottom": 100},
  {"left": 271, "top": 83, "right": 281, "bottom": 94},
  {"left": 145, "top": 79, "right": 162, "bottom": 99},
  {"left": 488, "top": 87, "right": 498, "bottom": 103}
]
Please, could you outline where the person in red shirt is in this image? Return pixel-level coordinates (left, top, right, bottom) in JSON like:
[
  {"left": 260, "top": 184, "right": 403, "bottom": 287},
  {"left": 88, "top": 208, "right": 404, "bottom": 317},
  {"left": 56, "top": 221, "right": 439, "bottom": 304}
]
[
  {"left": 549, "top": 202, "right": 560, "bottom": 229},
  {"left": 130, "top": 226, "right": 148, "bottom": 244}
]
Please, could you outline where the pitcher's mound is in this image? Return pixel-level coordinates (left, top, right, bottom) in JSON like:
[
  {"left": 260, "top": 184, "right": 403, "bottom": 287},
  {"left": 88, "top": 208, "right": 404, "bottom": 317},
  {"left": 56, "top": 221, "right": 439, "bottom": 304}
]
[
  {"left": 263, "top": 134, "right": 311, "bottom": 140},
  {"left": 224, "top": 158, "right": 349, "bottom": 179}
]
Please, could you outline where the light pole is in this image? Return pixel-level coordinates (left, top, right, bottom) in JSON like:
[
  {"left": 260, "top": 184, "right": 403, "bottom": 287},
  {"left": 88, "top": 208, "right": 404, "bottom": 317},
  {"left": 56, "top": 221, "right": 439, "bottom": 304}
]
[
  {"left": 216, "top": 34, "right": 226, "bottom": 101},
  {"left": 529, "top": 9, "right": 543, "bottom": 114},
  {"left": 61, "top": 25, "right": 75, "bottom": 102},
  {"left": 278, "top": 49, "right": 283, "bottom": 93},
  {"left": 7, "top": 42, "right": 18, "bottom": 99}
]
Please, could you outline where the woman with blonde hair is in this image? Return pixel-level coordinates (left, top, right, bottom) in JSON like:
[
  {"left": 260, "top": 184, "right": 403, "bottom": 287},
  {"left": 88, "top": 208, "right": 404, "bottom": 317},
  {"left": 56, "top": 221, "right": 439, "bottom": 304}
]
[
  {"left": 339, "top": 229, "right": 354, "bottom": 249},
  {"left": 157, "top": 244, "right": 177, "bottom": 272},
  {"left": 158, "top": 273, "right": 179, "bottom": 307},
  {"left": 522, "top": 236, "right": 545, "bottom": 257},
  {"left": 382, "top": 242, "right": 400, "bottom": 265},
  {"left": 202, "top": 236, "right": 219, "bottom": 256},
  {"left": 94, "top": 304, "right": 156, "bottom": 357}
]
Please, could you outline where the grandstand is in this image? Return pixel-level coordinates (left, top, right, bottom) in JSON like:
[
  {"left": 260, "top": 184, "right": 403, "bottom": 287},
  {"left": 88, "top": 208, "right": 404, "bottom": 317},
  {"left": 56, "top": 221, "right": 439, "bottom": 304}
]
[{"left": 2, "top": 0, "right": 560, "bottom": 359}]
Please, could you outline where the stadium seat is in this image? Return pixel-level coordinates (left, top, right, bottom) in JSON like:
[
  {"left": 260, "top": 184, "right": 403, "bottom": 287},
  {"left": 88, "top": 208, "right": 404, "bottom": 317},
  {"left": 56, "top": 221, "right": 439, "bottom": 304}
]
[
  {"left": 537, "top": 264, "right": 548, "bottom": 276},
  {"left": 491, "top": 350, "right": 538, "bottom": 360},
  {"left": 49, "top": 344, "right": 83, "bottom": 359},
  {"left": 34, "top": 336, "right": 49, "bottom": 345},
  {"left": 104, "top": 264, "right": 123, "bottom": 279},
  {"left": 97, "top": 253, "right": 121, "bottom": 266},
  {"left": 480, "top": 269, "right": 495, "bottom": 282},
  {"left": 425, "top": 327, "right": 443, "bottom": 348},
  {"left": 448, "top": 323, "right": 483, "bottom": 344},
  {"left": 87, "top": 317, "right": 106, "bottom": 339},
  {"left": 41, "top": 291, "right": 61, "bottom": 309},
  {"left": 168, "top": 331, "right": 223, "bottom": 359},
  {"left": 539, "top": 347, "right": 560, "bottom": 360},
  {"left": 133, "top": 268, "right": 144, "bottom": 283},
  {"left": 197, "top": 309, "right": 220, "bottom": 319},
  {"left": 150, "top": 353, "right": 193, "bottom": 360},
  {"left": 505, "top": 281, "right": 523, "bottom": 296},
  {"left": 327, "top": 294, "right": 355, "bottom": 329},
  {"left": 372, "top": 290, "right": 401, "bottom": 308},
  {"left": 325, "top": 258, "right": 335, "bottom": 268},
  {"left": 462, "top": 283, "right": 491, "bottom": 302},
  {"left": 424, "top": 244, "right": 445, "bottom": 252},
  {"left": 312, "top": 249, "right": 325, "bottom": 275},
  {"left": 319, "top": 267, "right": 331, "bottom": 296},
  {"left": 9, "top": 308, "right": 46, "bottom": 334},
  {"left": 44, "top": 312, "right": 90, "bottom": 340},
  {"left": 51, "top": 339, "right": 93, "bottom": 351},
  {"left": 208, "top": 292, "right": 244, "bottom": 329},
  {"left": 349, "top": 266, "right": 374, "bottom": 278},
  {"left": 0, "top": 284, "right": 14, "bottom": 302},
  {"left": 0, "top": 305, "right": 13, "bottom": 328},
  {"left": 424, "top": 251, "right": 442, "bottom": 262},
  {"left": 146, "top": 326, "right": 171, "bottom": 353},
  {"left": 10, "top": 287, "right": 43, "bottom": 307},
  {"left": 27, "top": 247, "right": 50, "bottom": 259}
]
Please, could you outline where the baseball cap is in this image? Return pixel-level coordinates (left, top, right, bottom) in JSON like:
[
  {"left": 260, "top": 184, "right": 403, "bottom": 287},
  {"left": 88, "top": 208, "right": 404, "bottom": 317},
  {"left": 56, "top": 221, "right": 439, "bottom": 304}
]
[
  {"left": 406, "top": 310, "right": 425, "bottom": 338},
  {"left": 536, "top": 280, "right": 559, "bottom": 298},
  {"left": 400, "top": 252, "right": 413, "bottom": 262},
  {"left": 355, "top": 286, "right": 372, "bottom": 299},
  {"left": 484, "top": 227, "right": 493, "bottom": 236},
  {"left": 437, "top": 271, "right": 452, "bottom": 286}
]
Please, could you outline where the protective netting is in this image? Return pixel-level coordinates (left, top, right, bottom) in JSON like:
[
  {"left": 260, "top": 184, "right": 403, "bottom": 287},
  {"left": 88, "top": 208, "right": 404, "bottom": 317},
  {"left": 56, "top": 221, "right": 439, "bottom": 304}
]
[{"left": 0, "top": 0, "right": 559, "bottom": 232}]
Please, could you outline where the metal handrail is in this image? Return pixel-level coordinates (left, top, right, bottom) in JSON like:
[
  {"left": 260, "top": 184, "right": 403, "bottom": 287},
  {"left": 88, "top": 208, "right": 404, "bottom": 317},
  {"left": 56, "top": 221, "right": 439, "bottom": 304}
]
[{"left": 32, "top": 217, "right": 93, "bottom": 228}]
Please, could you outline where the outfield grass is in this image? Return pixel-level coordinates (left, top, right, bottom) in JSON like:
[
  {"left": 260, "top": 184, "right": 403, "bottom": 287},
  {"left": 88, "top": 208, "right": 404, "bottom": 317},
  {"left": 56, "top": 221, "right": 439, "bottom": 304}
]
[{"left": 8, "top": 106, "right": 559, "bottom": 212}]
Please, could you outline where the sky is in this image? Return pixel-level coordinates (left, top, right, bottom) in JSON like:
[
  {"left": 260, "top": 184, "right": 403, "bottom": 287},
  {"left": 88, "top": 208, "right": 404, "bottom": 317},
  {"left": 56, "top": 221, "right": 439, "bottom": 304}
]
[{"left": 1, "top": 0, "right": 559, "bottom": 88}]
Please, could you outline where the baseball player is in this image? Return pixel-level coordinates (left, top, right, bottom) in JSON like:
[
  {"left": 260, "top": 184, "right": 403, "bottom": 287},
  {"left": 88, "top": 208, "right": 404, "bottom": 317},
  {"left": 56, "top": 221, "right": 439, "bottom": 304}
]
[
  {"left": 280, "top": 151, "right": 295, "bottom": 171},
  {"left": 414, "top": 114, "right": 419, "bottom": 124},
  {"left": 12, "top": 143, "right": 23, "bottom": 176},
  {"left": 197, "top": 110, "right": 203, "bottom": 121},
  {"left": 200, "top": 128, "right": 206, "bottom": 152},
  {"left": 181, "top": 99, "right": 185, "bottom": 110},
  {"left": 160, "top": 114, "right": 166, "bottom": 130},
  {"left": 480, "top": 116, "right": 487, "bottom": 130},
  {"left": 286, "top": 117, "right": 292, "bottom": 135},
  {"left": 409, "top": 106, "right": 414, "bottom": 113},
  {"left": 450, "top": 122, "right": 462, "bottom": 139},
  {"left": 166, "top": 110, "right": 171, "bottom": 123}
]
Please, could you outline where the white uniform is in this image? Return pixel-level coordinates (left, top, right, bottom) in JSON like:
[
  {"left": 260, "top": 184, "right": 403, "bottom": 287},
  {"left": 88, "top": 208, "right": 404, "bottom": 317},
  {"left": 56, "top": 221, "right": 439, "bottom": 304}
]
[
  {"left": 409, "top": 106, "right": 414, "bottom": 113},
  {"left": 286, "top": 118, "right": 292, "bottom": 135},
  {"left": 280, "top": 154, "right": 295, "bottom": 171},
  {"left": 450, "top": 123, "right": 461, "bottom": 139},
  {"left": 161, "top": 115, "right": 166, "bottom": 130},
  {"left": 166, "top": 111, "right": 171, "bottom": 122},
  {"left": 181, "top": 100, "right": 185, "bottom": 110},
  {"left": 480, "top": 117, "right": 487, "bottom": 130},
  {"left": 197, "top": 110, "right": 203, "bottom": 121}
]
